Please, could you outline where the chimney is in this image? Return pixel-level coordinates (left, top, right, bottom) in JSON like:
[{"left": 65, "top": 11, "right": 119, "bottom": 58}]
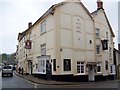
[
  {"left": 28, "top": 22, "right": 32, "bottom": 29},
  {"left": 97, "top": 0, "right": 103, "bottom": 10}
]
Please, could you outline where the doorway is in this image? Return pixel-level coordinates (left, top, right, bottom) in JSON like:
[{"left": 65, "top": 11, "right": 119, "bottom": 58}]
[
  {"left": 28, "top": 60, "right": 33, "bottom": 75},
  {"left": 88, "top": 65, "right": 95, "bottom": 81},
  {"left": 46, "top": 60, "right": 52, "bottom": 80}
]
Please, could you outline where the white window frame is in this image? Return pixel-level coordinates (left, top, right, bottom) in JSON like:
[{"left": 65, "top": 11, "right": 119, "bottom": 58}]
[
  {"left": 106, "top": 32, "right": 108, "bottom": 40},
  {"left": 97, "top": 63, "right": 102, "bottom": 73},
  {"left": 38, "top": 59, "right": 46, "bottom": 74},
  {"left": 109, "top": 47, "right": 112, "bottom": 58},
  {"left": 29, "top": 32, "right": 32, "bottom": 40},
  {"left": 41, "top": 20, "right": 46, "bottom": 34},
  {"left": 96, "top": 45, "right": 100, "bottom": 54},
  {"left": 96, "top": 28, "right": 100, "bottom": 38},
  {"left": 77, "top": 62, "right": 85, "bottom": 74},
  {"left": 41, "top": 43, "right": 46, "bottom": 56}
]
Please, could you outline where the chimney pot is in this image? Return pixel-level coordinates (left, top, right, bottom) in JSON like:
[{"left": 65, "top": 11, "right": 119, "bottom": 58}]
[
  {"left": 28, "top": 22, "right": 32, "bottom": 28},
  {"left": 97, "top": 0, "right": 103, "bottom": 10}
]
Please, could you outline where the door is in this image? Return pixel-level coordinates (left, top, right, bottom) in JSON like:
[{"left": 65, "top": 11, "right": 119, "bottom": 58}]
[
  {"left": 28, "top": 61, "right": 32, "bottom": 75},
  {"left": 46, "top": 60, "right": 52, "bottom": 80},
  {"left": 88, "top": 65, "right": 95, "bottom": 81}
]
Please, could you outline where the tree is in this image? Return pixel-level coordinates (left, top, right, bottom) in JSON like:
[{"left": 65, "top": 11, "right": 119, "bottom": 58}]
[{"left": 2, "top": 53, "right": 7, "bottom": 61}]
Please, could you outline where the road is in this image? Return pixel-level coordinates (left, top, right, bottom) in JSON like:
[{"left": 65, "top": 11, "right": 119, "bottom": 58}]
[{"left": 0, "top": 71, "right": 120, "bottom": 89}]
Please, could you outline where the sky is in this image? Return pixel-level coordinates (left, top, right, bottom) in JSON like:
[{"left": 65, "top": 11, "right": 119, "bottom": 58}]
[{"left": 0, "top": 0, "right": 119, "bottom": 54}]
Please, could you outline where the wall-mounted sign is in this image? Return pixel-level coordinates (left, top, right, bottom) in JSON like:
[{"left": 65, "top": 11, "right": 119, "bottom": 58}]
[
  {"left": 25, "top": 40, "right": 32, "bottom": 49},
  {"left": 75, "top": 17, "right": 82, "bottom": 33},
  {"left": 101, "top": 40, "right": 108, "bottom": 50}
]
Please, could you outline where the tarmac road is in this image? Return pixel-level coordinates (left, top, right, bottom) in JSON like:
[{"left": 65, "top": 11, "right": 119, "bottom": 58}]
[{"left": 1, "top": 71, "right": 120, "bottom": 89}]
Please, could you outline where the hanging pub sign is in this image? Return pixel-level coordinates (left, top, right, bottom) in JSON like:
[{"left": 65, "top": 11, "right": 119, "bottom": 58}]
[
  {"left": 101, "top": 40, "right": 108, "bottom": 50},
  {"left": 25, "top": 40, "right": 32, "bottom": 49}
]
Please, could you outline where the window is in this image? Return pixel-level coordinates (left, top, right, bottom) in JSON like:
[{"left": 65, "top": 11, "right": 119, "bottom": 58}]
[
  {"left": 106, "top": 32, "right": 108, "bottom": 39},
  {"left": 97, "top": 63, "right": 101, "bottom": 73},
  {"left": 63, "top": 59, "right": 71, "bottom": 71},
  {"left": 96, "top": 28, "right": 100, "bottom": 38},
  {"left": 105, "top": 61, "right": 108, "bottom": 70},
  {"left": 109, "top": 47, "right": 112, "bottom": 57},
  {"left": 36, "top": 64, "right": 38, "bottom": 69},
  {"left": 96, "top": 45, "right": 100, "bottom": 54},
  {"left": 29, "top": 32, "right": 32, "bottom": 40},
  {"left": 110, "top": 35, "right": 112, "bottom": 44},
  {"left": 77, "top": 62, "right": 85, "bottom": 73},
  {"left": 41, "top": 20, "right": 46, "bottom": 33},
  {"left": 53, "top": 59, "right": 56, "bottom": 71},
  {"left": 89, "top": 40, "right": 92, "bottom": 44},
  {"left": 41, "top": 43, "right": 46, "bottom": 56}
]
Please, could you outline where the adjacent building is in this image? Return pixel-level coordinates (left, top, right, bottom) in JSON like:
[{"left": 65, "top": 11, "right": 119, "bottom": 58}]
[{"left": 16, "top": 0, "right": 115, "bottom": 81}]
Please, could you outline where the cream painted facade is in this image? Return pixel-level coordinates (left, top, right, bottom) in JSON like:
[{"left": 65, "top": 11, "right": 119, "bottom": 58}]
[
  {"left": 16, "top": 1, "right": 115, "bottom": 81},
  {"left": 92, "top": 9, "right": 115, "bottom": 76}
]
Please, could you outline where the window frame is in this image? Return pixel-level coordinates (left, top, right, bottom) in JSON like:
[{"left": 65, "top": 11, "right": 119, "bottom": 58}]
[
  {"left": 63, "top": 59, "right": 71, "bottom": 71},
  {"left": 96, "top": 28, "right": 100, "bottom": 38},
  {"left": 77, "top": 61, "right": 85, "bottom": 74},
  {"left": 53, "top": 59, "right": 56, "bottom": 71},
  {"left": 106, "top": 32, "right": 108, "bottom": 40},
  {"left": 40, "top": 20, "right": 46, "bottom": 34},
  {"left": 41, "top": 43, "right": 46, "bottom": 56},
  {"left": 105, "top": 61, "right": 108, "bottom": 70},
  {"left": 96, "top": 45, "right": 100, "bottom": 54},
  {"left": 109, "top": 47, "right": 112, "bottom": 58},
  {"left": 97, "top": 63, "right": 102, "bottom": 73}
]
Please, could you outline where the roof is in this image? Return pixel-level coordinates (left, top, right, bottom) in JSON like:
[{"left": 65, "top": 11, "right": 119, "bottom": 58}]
[
  {"left": 18, "top": 2, "right": 93, "bottom": 42},
  {"left": 91, "top": 9, "right": 115, "bottom": 37}
]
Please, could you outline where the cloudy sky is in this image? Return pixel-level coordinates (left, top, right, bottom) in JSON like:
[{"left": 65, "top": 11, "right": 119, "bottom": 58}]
[{"left": 0, "top": 0, "right": 119, "bottom": 54}]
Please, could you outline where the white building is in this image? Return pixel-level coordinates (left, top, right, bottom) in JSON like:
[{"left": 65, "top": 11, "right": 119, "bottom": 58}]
[{"left": 16, "top": 0, "right": 115, "bottom": 81}]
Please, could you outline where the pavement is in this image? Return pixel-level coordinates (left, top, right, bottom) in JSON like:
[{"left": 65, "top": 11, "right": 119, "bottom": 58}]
[
  {"left": 14, "top": 71, "right": 119, "bottom": 86},
  {"left": 14, "top": 71, "right": 82, "bottom": 85}
]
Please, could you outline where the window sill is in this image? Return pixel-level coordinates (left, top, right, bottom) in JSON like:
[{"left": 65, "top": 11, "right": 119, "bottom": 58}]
[
  {"left": 96, "top": 37, "right": 100, "bottom": 39},
  {"left": 40, "top": 31, "right": 46, "bottom": 35},
  {"left": 74, "top": 73, "right": 86, "bottom": 76},
  {"left": 97, "top": 72, "right": 102, "bottom": 74},
  {"left": 96, "top": 54, "right": 102, "bottom": 56}
]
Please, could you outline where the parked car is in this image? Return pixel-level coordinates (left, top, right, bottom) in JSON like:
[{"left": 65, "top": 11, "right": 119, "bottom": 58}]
[{"left": 2, "top": 65, "right": 13, "bottom": 77}]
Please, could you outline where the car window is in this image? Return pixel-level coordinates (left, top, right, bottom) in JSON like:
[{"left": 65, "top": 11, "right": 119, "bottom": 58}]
[{"left": 3, "top": 66, "right": 12, "bottom": 69}]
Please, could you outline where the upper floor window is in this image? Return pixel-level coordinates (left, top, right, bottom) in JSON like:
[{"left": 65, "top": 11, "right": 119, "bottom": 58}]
[
  {"left": 41, "top": 20, "right": 46, "bottom": 34},
  {"left": 96, "top": 28, "right": 100, "bottom": 38},
  {"left": 96, "top": 45, "right": 100, "bottom": 54},
  {"left": 106, "top": 32, "right": 108, "bottom": 40},
  {"left": 29, "top": 32, "right": 32, "bottom": 40},
  {"left": 41, "top": 43, "right": 46, "bottom": 56},
  {"left": 109, "top": 47, "right": 112, "bottom": 57},
  {"left": 110, "top": 35, "right": 113, "bottom": 44}
]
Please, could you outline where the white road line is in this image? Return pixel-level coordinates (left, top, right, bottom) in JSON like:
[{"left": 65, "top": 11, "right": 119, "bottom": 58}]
[
  {"left": 14, "top": 73, "right": 38, "bottom": 88},
  {"left": 34, "top": 83, "right": 37, "bottom": 88}
]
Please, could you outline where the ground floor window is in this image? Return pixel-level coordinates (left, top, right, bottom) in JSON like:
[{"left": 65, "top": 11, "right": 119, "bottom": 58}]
[
  {"left": 53, "top": 59, "right": 56, "bottom": 71},
  {"left": 105, "top": 61, "right": 108, "bottom": 70},
  {"left": 77, "top": 62, "right": 85, "bottom": 74},
  {"left": 97, "top": 63, "right": 101, "bottom": 73},
  {"left": 38, "top": 59, "right": 45, "bottom": 73},
  {"left": 63, "top": 59, "right": 71, "bottom": 71}
]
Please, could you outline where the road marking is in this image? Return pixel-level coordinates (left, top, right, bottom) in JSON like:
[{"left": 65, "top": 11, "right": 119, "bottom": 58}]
[
  {"left": 34, "top": 83, "right": 37, "bottom": 88},
  {"left": 14, "top": 73, "right": 38, "bottom": 87}
]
